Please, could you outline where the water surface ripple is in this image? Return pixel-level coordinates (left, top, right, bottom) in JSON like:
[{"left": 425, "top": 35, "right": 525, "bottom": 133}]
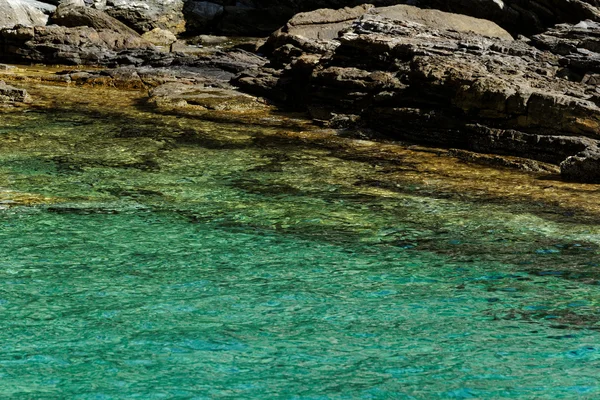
[{"left": 0, "top": 84, "right": 599, "bottom": 399}]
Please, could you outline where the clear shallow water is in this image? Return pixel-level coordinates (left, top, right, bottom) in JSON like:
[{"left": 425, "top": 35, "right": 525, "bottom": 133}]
[{"left": 1, "top": 85, "right": 600, "bottom": 398}]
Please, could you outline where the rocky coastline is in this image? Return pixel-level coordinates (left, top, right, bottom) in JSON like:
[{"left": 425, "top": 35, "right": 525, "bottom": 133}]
[{"left": 3, "top": 0, "right": 600, "bottom": 182}]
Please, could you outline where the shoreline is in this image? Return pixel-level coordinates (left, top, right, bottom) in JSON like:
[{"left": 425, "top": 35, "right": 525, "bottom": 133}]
[
  {"left": 2, "top": 4, "right": 600, "bottom": 183},
  {"left": 2, "top": 70, "right": 600, "bottom": 225}
]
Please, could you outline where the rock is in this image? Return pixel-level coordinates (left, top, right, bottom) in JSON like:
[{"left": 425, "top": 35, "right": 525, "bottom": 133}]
[
  {"left": 0, "top": 81, "right": 32, "bottom": 103},
  {"left": 59, "top": 0, "right": 85, "bottom": 7},
  {"left": 0, "top": 24, "right": 154, "bottom": 65},
  {"left": 141, "top": 27, "right": 177, "bottom": 46},
  {"left": 149, "top": 82, "right": 270, "bottom": 112},
  {"left": 50, "top": 4, "right": 142, "bottom": 37},
  {"left": 0, "top": 0, "right": 54, "bottom": 29},
  {"left": 157, "top": 0, "right": 600, "bottom": 37},
  {"left": 264, "top": 4, "right": 373, "bottom": 54},
  {"left": 89, "top": 0, "right": 107, "bottom": 9},
  {"left": 401, "top": 0, "right": 600, "bottom": 36},
  {"left": 369, "top": 5, "right": 514, "bottom": 40},
  {"left": 561, "top": 146, "right": 600, "bottom": 182},
  {"left": 263, "top": 4, "right": 512, "bottom": 56},
  {"left": 102, "top": 0, "right": 185, "bottom": 34},
  {"left": 234, "top": 4, "right": 600, "bottom": 182},
  {"left": 190, "top": 35, "right": 229, "bottom": 46},
  {"left": 183, "top": 1, "right": 223, "bottom": 33},
  {"left": 531, "top": 20, "right": 600, "bottom": 78}
]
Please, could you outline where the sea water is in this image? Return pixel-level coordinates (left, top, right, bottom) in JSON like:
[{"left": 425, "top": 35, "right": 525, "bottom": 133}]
[{"left": 0, "top": 84, "right": 599, "bottom": 398}]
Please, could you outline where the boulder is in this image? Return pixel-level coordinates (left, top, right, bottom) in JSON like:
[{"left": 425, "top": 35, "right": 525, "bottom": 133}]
[
  {"left": 531, "top": 20, "right": 600, "bottom": 78},
  {"left": 60, "top": 0, "right": 85, "bottom": 6},
  {"left": 141, "top": 27, "right": 177, "bottom": 46},
  {"left": 102, "top": 0, "right": 185, "bottom": 34},
  {"left": 263, "top": 4, "right": 513, "bottom": 56},
  {"left": 369, "top": 5, "right": 513, "bottom": 40},
  {"left": 0, "top": 81, "right": 32, "bottom": 103},
  {"left": 50, "top": 4, "right": 141, "bottom": 36},
  {"left": 0, "top": 0, "right": 55, "bottom": 29},
  {"left": 561, "top": 146, "right": 600, "bottom": 182}
]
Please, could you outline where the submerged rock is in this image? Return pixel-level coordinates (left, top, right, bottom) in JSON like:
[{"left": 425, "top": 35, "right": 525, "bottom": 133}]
[
  {"left": 0, "top": 81, "right": 32, "bottom": 103},
  {"left": 149, "top": 82, "right": 271, "bottom": 112},
  {"left": 234, "top": 4, "right": 600, "bottom": 182}
]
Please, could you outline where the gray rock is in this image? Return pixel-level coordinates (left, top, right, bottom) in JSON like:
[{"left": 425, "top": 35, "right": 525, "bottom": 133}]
[
  {"left": 0, "top": 81, "right": 31, "bottom": 103},
  {"left": 59, "top": 0, "right": 85, "bottom": 7},
  {"left": 0, "top": 24, "right": 153, "bottom": 65},
  {"left": 103, "top": 0, "right": 185, "bottom": 34},
  {"left": 50, "top": 4, "right": 142, "bottom": 36},
  {"left": 0, "top": 0, "right": 54, "bottom": 29}
]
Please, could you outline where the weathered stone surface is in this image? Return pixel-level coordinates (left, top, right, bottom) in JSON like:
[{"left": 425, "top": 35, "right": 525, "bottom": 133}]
[
  {"left": 102, "top": 0, "right": 596, "bottom": 37},
  {"left": 264, "top": 4, "right": 373, "bottom": 54},
  {"left": 0, "top": 80, "right": 32, "bottom": 103},
  {"left": 405, "top": 0, "right": 600, "bottom": 36},
  {"left": 141, "top": 27, "right": 177, "bottom": 46},
  {"left": 0, "top": 24, "right": 153, "bottom": 65},
  {"left": 149, "top": 82, "right": 270, "bottom": 112},
  {"left": 102, "top": 0, "right": 185, "bottom": 34},
  {"left": 369, "top": 5, "right": 514, "bottom": 40},
  {"left": 561, "top": 146, "right": 600, "bottom": 182},
  {"left": 0, "top": 0, "right": 54, "bottom": 29},
  {"left": 234, "top": 4, "right": 600, "bottom": 182},
  {"left": 50, "top": 4, "right": 141, "bottom": 36},
  {"left": 532, "top": 20, "right": 600, "bottom": 77}
]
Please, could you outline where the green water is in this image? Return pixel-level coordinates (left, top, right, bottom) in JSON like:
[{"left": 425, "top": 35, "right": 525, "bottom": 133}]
[{"left": 1, "top": 86, "right": 600, "bottom": 398}]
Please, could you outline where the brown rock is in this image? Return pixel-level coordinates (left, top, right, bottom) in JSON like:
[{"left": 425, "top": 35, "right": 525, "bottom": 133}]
[
  {"left": 235, "top": 4, "right": 600, "bottom": 182},
  {"left": 50, "top": 5, "right": 142, "bottom": 37}
]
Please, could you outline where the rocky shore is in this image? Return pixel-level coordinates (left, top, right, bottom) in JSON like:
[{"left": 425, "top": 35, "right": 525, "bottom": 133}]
[{"left": 3, "top": 0, "right": 600, "bottom": 182}]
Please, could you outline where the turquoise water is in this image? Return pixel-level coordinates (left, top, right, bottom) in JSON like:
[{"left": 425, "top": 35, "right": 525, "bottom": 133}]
[{"left": 1, "top": 85, "right": 600, "bottom": 398}]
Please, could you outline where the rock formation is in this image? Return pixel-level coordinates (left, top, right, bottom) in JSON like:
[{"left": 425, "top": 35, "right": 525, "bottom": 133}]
[
  {"left": 0, "top": 80, "right": 32, "bottom": 103},
  {"left": 234, "top": 4, "right": 600, "bottom": 182},
  {"left": 163, "top": 0, "right": 600, "bottom": 37},
  {"left": 100, "top": 0, "right": 186, "bottom": 34},
  {"left": 0, "top": 0, "right": 55, "bottom": 29}
]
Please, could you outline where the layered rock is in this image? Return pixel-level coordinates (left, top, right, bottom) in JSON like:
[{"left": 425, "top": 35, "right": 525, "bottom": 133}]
[
  {"left": 234, "top": 5, "right": 600, "bottom": 182},
  {"left": 407, "top": 0, "right": 600, "bottom": 36},
  {"left": 0, "top": 24, "right": 154, "bottom": 65},
  {"left": 139, "top": 0, "right": 600, "bottom": 37},
  {"left": 532, "top": 20, "right": 600, "bottom": 78}
]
